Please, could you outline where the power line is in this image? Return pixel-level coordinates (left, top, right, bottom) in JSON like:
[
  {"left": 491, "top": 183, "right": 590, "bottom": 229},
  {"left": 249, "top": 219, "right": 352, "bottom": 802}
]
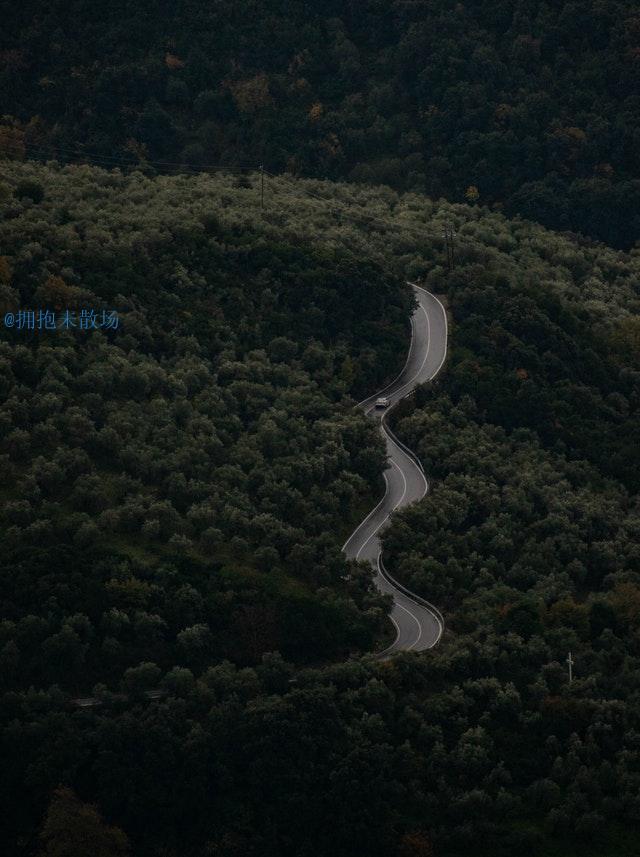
[
  {"left": 264, "top": 167, "right": 449, "bottom": 246},
  {"left": 1, "top": 139, "right": 460, "bottom": 256},
  {"left": 0, "top": 138, "right": 257, "bottom": 173}
]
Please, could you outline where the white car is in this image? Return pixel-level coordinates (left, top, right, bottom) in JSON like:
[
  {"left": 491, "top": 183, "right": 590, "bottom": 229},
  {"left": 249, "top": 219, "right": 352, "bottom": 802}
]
[{"left": 374, "top": 396, "right": 390, "bottom": 409}]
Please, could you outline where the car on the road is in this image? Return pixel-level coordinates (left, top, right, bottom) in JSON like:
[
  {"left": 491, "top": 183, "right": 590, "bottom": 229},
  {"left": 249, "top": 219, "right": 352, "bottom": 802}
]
[{"left": 374, "top": 396, "right": 390, "bottom": 409}]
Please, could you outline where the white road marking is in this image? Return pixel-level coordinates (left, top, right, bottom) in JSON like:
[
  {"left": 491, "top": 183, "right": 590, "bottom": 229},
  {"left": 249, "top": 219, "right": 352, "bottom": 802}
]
[
  {"left": 344, "top": 285, "right": 448, "bottom": 653},
  {"left": 413, "top": 285, "right": 448, "bottom": 379},
  {"left": 397, "top": 600, "right": 423, "bottom": 649},
  {"left": 359, "top": 301, "right": 431, "bottom": 411},
  {"left": 384, "top": 430, "right": 428, "bottom": 500},
  {"left": 375, "top": 550, "right": 423, "bottom": 649},
  {"left": 355, "top": 460, "right": 407, "bottom": 560},
  {"left": 388, "top": 303, "right": 431, "bottom": 400},
  {"left": 354, "top": 289, "right": 421, "bottom": 407},
  {"left": 341, "top": 469, "right": 391, "bottom": 553}
]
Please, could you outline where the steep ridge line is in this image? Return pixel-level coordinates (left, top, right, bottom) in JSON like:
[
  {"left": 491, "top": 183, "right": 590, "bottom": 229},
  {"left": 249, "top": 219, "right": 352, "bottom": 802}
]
[{"left": 342, "top": 284, "right": 448, "bottom": 656}]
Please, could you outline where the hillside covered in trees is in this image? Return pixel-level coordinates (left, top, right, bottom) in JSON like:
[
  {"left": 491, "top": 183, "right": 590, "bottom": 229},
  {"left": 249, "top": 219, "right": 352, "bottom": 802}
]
[
  {"left": 0, "top": 162, "right": 418, "bottom": 689},
  {"left": 2, "top": 1, "right": 640, "bottom": 248},
  {"left": 1, "top": 161, "right": 640, "bottom": 856}
]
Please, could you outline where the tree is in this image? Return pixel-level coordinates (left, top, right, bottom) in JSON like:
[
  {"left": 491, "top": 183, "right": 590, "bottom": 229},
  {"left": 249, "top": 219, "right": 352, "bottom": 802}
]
[
  {"left": 39, "top": 786, "right": 130, "bottom": 857},
  {"left": 176, "top": 623, "right": 213, "bottom": 666},
  {"left": 228, "top": 74, "right": 273, "bottom": 113},
  {"left": 398, "top": 831, "right": 434, "bottom": 857},
  {"left": 14, "top": 179, "right": 44, "bottom": 203},
  {"left": 121, "top": 661, "right": 161, "bottom": 696},
  {"left": 465, "top": 185, "right": 480, "bottom": 203},
  {"left": 0, "top": 121, "right": 26, "bottom": 159}
]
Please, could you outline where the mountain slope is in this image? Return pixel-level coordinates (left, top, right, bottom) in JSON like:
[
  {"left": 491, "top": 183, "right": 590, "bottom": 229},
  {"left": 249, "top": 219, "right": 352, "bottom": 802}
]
[
  {"left": 1, "top": 161, "right": 640, "bottom": 856},
  {"left": 3, "top": 1, "right": 640, "bottom": 245}
]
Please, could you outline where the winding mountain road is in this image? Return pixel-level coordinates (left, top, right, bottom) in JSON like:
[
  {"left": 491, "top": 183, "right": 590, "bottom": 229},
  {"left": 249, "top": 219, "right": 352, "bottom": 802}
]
[{"left": 342, "top": 285, "right": 448, "bottom": 655}]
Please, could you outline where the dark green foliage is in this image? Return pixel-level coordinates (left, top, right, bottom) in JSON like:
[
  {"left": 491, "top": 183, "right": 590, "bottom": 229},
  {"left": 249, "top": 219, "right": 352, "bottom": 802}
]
[
  {"left": 4, "top": 1, "right": 640, "bottom": 245},
  {"left": 0, "top": 163, "right": 409, "bottom": 693},
  {"left": 443, "top": 269, "right": 640, "bottom": 491},
  {"left": 38, "top": 786, "right": 130, "bottom": 857},
  {"left": 13, "top": 179, "right": 44, "bottom": 203},
  {"left": 2, "top": 162, "right": 640, "bottom": 857},
  {"left": 380, "top": 241, "right": 640, "bottom": 856}
]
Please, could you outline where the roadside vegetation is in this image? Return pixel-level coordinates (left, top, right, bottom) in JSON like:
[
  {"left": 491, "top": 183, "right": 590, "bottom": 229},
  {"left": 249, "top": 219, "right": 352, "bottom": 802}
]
[{"left": 1, "top": 160, "right": 639, "bottom": 856}]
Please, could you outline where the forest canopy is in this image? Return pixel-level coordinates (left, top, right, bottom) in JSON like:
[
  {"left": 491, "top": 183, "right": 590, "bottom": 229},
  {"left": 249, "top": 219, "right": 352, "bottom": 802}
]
[
  {"left": 0, "top": 160, "right": 418, "bottom": 689},
  {"left": 1, "top": 161, "right": 640, "bottom": 856},
  {"left": 2, "top": 1, "right": 640, "bottom": 247}
]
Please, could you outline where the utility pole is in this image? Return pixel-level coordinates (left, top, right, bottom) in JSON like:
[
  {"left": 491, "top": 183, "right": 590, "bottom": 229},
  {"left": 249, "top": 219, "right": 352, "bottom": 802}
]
[
  {"left": 260, "top": 163, "right": 264, "bottom": 210},
  {"left": 442, "top": 226, "right": 449, "bottom": 273},
  {"left": 566, "top": 651, "right": 574, "bottom": 683},
  {"left": 443, "top": 222, "right": 456, "bottom": 273},
  {"left": 449, "top": 222, "right": 456, "bottom": 270}
]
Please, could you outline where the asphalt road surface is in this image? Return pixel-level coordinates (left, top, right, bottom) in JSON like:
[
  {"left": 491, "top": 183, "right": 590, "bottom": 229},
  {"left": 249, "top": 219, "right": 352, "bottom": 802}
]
[
  {"left": 72, "top": 284, "right": 447, "bottom": 708},
  {"left": 342, "top": 285, "right": 448, "bottom": 655}
]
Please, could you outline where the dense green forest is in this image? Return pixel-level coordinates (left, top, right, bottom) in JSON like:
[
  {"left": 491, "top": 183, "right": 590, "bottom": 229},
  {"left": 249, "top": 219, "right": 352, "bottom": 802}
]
[
  {"left": 0, "top": 162, "right": 417, "bottom": 688},
  {"left": 2, "top": 161, "right": 640, "bottom": 856},
  {"left": 384, "top": 273, "right": 640, "bottom": 855},
  {"left": 3, "top": 1, "right": 640, "bottom": 247}
]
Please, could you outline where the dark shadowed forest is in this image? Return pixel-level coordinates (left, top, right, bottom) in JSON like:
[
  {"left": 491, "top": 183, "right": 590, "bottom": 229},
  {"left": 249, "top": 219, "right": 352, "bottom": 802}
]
[
  {"left": 3, "top": 1, "right": 640, "bottom": 247},
  {"left": 1, "top": 160, "right": 639, "bottom": 856},
  {"left": 2, "top": 2, "right": 640, "bottom": 854}
]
